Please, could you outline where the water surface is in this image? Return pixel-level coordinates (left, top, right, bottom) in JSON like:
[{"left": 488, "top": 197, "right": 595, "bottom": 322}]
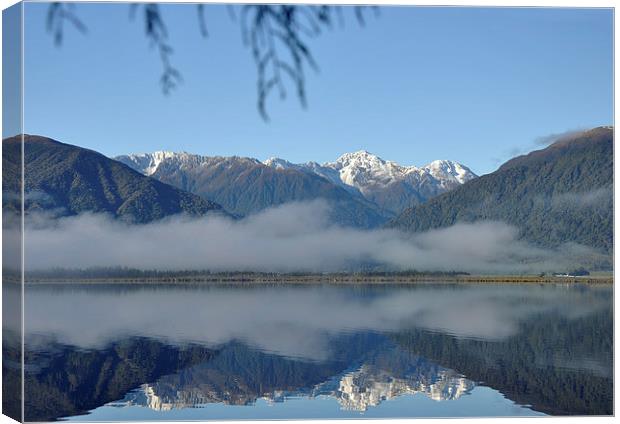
[{"left": 2, "top": 282, "right": 613, "bottom": 421}]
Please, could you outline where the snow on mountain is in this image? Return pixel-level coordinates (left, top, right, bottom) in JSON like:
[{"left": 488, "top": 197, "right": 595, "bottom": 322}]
[
  {"left": 261, "top": 150, "right": 477, "bottom": 212},
  {"left": 117, "top": 149, "right": 476, "bottom": 217},
  {"left": 262, "top": 157, "right": 298, "bottom": 170},
  {"left": 117, "top": 151, "right": 261, "bottom": 176},
  {"left": 115, "top": 151, "right": 387, "bottom": 227},
  {"left": 325, "top": 150, "right": 406, "bottom": 190},
  {"left": 121, "top": 150, "right": 475, "bottom": 197},
  {"left": 263, "top": 150, "right": 476, "bottom": 193},
  {"left": 423, "top": 159, "right": 474, "bottom": 185},
  {"left": 118, "top": 151, "right": 190, "bottom": 176}
]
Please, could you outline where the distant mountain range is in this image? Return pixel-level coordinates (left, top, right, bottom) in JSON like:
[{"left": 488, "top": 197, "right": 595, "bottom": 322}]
[
  {"left": 263, "top": 151, "right": 477, "bottom": 214},
  {"left": 3, "top": 135, "right": 475, "bottom": 229},
  {"left": 2, "top": 135, "right": 225, "bottom": 223},
  {"left": 115, "top": 150, "right": 476, "bottom": 225},
  {"left": 389, "top": 127, "right": 614, "bottom": 255},
  {"left": 115, "top": 152, "right": 385, "bottom": 228},
  {"left": 3, "top": 127, "right": 612, "bottom": 265}
]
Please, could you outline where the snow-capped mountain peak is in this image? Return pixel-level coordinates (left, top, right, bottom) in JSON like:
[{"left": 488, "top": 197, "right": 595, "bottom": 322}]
[
  {"left": 333, "top": 150, "right": 382, "bottom": 165},
  {"left": 322, "top": 151, "right": 476, "bottom": 193},
  {"left": 260, "top": 150, "right": 477, "bottom": 207},
  {"left": 330, "top": 150, "right": 396, "bottom": 173},
  {"left": 119, "top": 151, "right": 263, "bottom": 177},
  {"left": 262, "top": 157, "right": 298, "bottom": 170},
  {"left": 422, "top": 160, "right": 476, "bottom": 185},
  {"left": 118, "top": 149, "right": 477, "bottom": 216},
  {"left": 327, "top": 150, "right": 409, "bottom": 189},
  {"left": 120, "top": 151, "right": 186, "bottom": 176}
]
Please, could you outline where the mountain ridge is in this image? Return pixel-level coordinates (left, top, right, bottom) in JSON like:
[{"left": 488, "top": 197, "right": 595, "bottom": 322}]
[
  {"left": 116, "top": 151, "right": 387, "bottom": 228},
  {"left": 117, "top": 150, "right": 477, "bottom": 218},
  {"left": 3, "top": 135, "right": 226, "bottom": 223},
  {"left": 389, "top": 126, "right": 613, "bottom": 256}
]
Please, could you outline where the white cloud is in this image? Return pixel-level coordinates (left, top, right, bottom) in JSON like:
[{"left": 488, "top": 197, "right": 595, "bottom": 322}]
[
  {"left": 18, "top": 283, "right": 610, "bottom": 361},
  {"left": 17, "top": 200, "right": 599, "bottom": 273}
]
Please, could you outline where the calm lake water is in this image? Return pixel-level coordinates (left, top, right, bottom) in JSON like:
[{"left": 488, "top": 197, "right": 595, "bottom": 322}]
[{"left": 3, "top": 282, "right": 613, "bottom": 421}]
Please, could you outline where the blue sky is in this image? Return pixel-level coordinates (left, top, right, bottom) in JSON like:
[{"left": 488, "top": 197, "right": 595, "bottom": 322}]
[{"left": 19, "top": 3, "right": 613, "bottom": 175}]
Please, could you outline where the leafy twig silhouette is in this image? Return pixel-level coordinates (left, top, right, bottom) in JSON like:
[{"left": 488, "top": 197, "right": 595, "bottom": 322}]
[
  {"left": 46, "top": 2, "right": 87, "bottom": 46},
  {"left": 46, "top": 3, "right": 378, "bottom": 120},
  {"left": 241, "top": 5, "right": 321, "bottom": 120},
  {"left": 130, "top": 3, "right": 182, "bottom": 94},
  {"left": 197, "top": 3, "right": 209, "bottom": 37}
]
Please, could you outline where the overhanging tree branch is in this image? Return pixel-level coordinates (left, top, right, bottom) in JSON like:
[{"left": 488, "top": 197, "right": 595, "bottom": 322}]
[{"left": 46, "top": 3, "right": 378, "bottom": 121}]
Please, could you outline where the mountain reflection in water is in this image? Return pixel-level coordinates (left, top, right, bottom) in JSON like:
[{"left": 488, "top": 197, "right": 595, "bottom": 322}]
[
  {"left": 2, "top": 283, "right": 612, "bottom": 421},
  {"left": 113, "top": 341, "right": 475, "bottom": 412}
]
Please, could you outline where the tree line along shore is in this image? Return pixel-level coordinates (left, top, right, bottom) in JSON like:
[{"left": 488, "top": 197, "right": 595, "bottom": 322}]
[{"left": 11, "top": 270, "right": 613, "bottom": 285}]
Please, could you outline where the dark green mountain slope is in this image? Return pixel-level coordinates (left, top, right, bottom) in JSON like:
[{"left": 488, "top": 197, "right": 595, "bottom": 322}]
[
  {"left": 390, "top": 127, "right": 613, "bottom": 253},
  {"left": 2, "top": 135, "right": 225, "bottom": 223}
]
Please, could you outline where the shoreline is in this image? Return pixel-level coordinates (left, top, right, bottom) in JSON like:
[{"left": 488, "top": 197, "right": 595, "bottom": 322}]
[{"left": 13, "top": 274, "right": 614, "bottom": 285}]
